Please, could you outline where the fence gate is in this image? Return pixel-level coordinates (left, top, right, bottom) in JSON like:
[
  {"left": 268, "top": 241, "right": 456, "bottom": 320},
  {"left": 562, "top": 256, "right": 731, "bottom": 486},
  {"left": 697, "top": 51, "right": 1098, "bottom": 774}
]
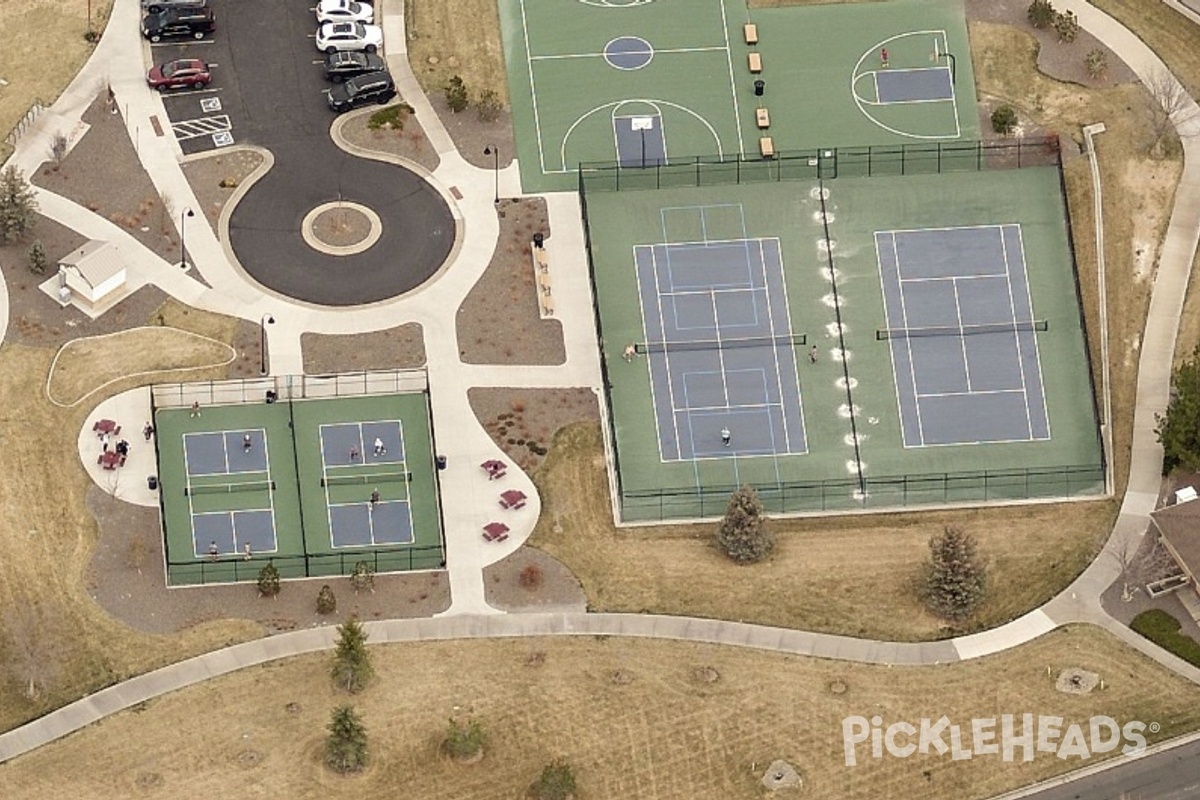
[{"left": 818, "top": 148, "right": 838, "bottom": 180}]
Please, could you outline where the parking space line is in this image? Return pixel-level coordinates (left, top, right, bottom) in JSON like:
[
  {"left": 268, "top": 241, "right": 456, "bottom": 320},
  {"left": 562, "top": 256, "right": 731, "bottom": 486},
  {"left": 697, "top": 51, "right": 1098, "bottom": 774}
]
[{"left": 171, "top": 114, "right": 232, "bottom": 141}]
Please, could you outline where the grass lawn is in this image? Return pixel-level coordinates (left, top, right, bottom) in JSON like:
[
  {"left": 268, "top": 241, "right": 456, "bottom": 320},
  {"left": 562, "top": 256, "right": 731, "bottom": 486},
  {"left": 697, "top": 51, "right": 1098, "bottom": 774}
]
[
  {"left": 4, "top": 626, "right": 1200, "bottom": 799},
  {"left": 406, "top": 0, "right": 508, "bottom": 104},
  {"left": 0, "top": 0, "right": 113, "bottom": 163},
  {"left": 1131, "top": 610, "right": 1200, "bottom": 668},
  {"left": 0, "top": 301, "right": 263, "bottom": 733},
  {"left": 46, "top": 327, "right": 236, "bottom": 407}
]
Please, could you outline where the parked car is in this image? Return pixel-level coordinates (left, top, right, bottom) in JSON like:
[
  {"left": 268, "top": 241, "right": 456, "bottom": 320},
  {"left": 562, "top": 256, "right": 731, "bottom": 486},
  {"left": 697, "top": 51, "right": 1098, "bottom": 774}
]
[
  {"left": 141, "top": 0, "right": 206, "bottom": 14},
  {"left": 142, "top": 8, "right": 215, "bottom": 42},
  {"left": 147, "top": 59, "right": 212, "bottom": 91},
  {"left": 325, "top": 70, "right": 396, "bottom": 112},
  {"left": 316, "top": 0, "right": 373, "bottom": 24},
  {"left": 315, "top": 21, "right": 382, "bottom": 54},
  {"left": 322, "top": 51, "right": 386, "bottom": 83}
]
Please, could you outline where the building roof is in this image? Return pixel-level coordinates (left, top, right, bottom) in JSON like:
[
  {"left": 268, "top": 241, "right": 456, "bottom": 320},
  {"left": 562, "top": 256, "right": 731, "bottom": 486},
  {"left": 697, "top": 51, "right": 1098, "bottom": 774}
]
[
  {"left": 59, "top": 240, "right": 123, "bottom": 288},
  {"left": 1152, "top": 498, "right": 1200, "bottom": 578}
]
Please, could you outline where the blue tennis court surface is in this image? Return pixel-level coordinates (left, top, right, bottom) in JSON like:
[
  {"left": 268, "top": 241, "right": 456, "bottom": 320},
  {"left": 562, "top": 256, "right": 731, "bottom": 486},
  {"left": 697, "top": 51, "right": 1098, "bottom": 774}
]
[
  {"left": 184, "top": 429, "right": 268, "bottom": 475},
  {"left": 635, "top": 236, "right": 807, "bottom": 461},
  {"left": 876, "top": 67, "right": 954, "bottom": 103},
  {"left": 876, "top": 225, "right": 1050, "bottom": 447},
  {"left": 319, "top": 420, "right": 415, "bottom": 547},
  {"left": 183, "top": 428, "right": 278, "bottom": 557}
]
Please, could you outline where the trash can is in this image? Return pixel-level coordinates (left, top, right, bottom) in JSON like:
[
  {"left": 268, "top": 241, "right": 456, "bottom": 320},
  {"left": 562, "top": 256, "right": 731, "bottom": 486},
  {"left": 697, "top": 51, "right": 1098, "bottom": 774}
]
[
  {"left": 266, "top": 390, "right": 277, "bottom": 404},
  {"left": 533, "top": 232, "right": 545, "bottom": 249},
  {"left": 436, "top": 455, "right": 447, "bottom": 470},
  {"left": 147, "top": 475, "right": 158, "bottom": 491},
  {"left": 754, "top": 79, "right": 765, "bottom": 97}
]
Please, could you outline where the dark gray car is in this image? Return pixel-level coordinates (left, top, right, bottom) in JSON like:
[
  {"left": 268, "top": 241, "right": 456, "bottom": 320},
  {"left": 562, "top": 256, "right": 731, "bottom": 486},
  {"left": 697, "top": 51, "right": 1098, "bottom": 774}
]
[
  {"left": 325, "top": 70, "right": 397, "bottom": 112},
  {"left": 141, "top": 0, "right": 207, "bottom": 14},
  {"left": 322, "top": 51, "right": 386, "bottom": 83}
]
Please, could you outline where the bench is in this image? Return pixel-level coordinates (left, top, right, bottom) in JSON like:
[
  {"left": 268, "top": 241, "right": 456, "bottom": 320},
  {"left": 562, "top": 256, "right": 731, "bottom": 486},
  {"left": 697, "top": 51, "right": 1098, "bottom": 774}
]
[
  {"left": 756, "top": 107, "right": 770, "bottom": 129},
  {"left": 541, "top": 293, "right": 555, "bottom": 316},
  {"left": 748, "top": 52, "right": 762, "bottom": 74},
  {"left": 759, "top": 136, "right": 775, "bottom": 159},
  {"left": 539, "top": 271, "right": 553, "bottom": 295},
  {"left": 743, "top": 23, "right": 758, "bottom": 45},
  {"left": 535, "top": 248, "right": 549, "bottom": 272}
]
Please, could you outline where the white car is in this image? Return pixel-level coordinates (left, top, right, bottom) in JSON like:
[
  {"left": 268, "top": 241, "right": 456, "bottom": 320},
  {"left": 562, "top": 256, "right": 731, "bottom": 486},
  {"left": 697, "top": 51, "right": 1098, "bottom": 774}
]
[
  {"left": 315, "top": 0, "right": 373, "bottom": 24},
  {"left": 315, "top": 21, "right": 382, "bottom": 54}
]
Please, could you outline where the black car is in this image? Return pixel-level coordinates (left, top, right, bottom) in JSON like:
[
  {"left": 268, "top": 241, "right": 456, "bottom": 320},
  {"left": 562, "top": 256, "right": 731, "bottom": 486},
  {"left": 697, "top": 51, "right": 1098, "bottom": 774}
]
[
  {"left": 141, "top": 8, "right": 216, "bottom": 42},
  {"left": 141, "top": 0, "right": 206, "bottom": 14},
  {"left": 325, "top": 70, "right": 397, "bottom": 112},
  {"left": 323, "top": 51, "right": 386, "bottom": 83}
]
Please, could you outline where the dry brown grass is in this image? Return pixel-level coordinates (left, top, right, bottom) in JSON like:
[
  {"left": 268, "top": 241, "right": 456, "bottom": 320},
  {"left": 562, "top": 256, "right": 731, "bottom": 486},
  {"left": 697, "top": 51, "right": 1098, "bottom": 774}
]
[
  {"left": 5, "top": 627, "right": 1200, "bottom": 800},
  {"left": 46, "top": 327, "right": 236, "bottom": 407},
  {"left": 406, "top": 0, "right": 508, "bottom": 105},
  {"left": 532, "top": 424, "right": 1114, "bottom": 642},
  {"left": 0, "top": 300, "right": 262, "bottom": 733},
  {"left": 971, "top": 21, "right": 1181, "bottom": 496},
  {"left": 0, "top": 0, "right": 114, "bottom": 162}
]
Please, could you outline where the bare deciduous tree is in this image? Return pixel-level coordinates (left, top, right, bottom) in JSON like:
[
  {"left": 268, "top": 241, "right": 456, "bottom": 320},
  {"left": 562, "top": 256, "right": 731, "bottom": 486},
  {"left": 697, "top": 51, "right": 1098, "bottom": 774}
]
[
  {"left": 1145, "top": 67, "right": 1190, "bottom": 154},
  {"left": 3, "top": 603, "right": 65, "bottom": 699}
]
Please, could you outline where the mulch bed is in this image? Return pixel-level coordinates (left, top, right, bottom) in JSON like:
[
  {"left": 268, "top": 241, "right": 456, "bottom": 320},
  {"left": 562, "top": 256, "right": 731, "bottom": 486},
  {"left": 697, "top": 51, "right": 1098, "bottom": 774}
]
[
  {"left": 468, "top": 387, "right": 599, "bottom": 475},
  {"left": 338, "top": 106, "right": 441, "bottom": 173},
  {"left": 312, "top": 206, "right": 371, "bottom": 247}
]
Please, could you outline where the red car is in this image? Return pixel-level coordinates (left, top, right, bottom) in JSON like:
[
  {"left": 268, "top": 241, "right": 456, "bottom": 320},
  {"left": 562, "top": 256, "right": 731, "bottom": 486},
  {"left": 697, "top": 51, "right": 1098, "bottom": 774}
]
[{"left": 147, "top": 59, "right": 211, "bottom": 91}]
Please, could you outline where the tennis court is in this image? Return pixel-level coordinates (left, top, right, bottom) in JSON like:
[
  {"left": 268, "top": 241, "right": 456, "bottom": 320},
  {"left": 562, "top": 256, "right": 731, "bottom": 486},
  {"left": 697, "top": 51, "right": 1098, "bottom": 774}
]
[
  {"left": 153, "top": 373, "right": 444, "bottom": 585},
  {"left": 581, "top": 146, "right": 1104, "bottom": 521},
  {"left": 498, "top": 0, "right": 979, "bottom": 192}
]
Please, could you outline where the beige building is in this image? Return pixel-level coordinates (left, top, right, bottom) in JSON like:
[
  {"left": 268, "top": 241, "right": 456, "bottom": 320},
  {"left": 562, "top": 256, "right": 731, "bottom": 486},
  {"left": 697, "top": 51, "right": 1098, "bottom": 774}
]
[{"left": 57, "top": 240, "right": 126, "bottom": 313}]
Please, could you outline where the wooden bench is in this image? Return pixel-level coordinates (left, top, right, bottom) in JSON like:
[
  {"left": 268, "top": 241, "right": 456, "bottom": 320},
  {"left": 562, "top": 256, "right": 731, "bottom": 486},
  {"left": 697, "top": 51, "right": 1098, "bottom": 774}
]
[
  {"left": 743, "top": 23, "right": 758, "bottom": 45},
  {"left": 755, "top": 107, "right": 770, "bottom": 129},
  {"left": 759, "top": 136, "right": 775, "bottom": 159},
  {"left": 541, "top": 293, "right": 555, "bottom": 316},
  {"left": 535, "top": 248, "right": 549, "bottom": 272},
  {"left": 748, "top": 52, "right": 762, "bottom": 74},
  {"left": 538, "top": 271, "right": 553, "bottom": 295}
]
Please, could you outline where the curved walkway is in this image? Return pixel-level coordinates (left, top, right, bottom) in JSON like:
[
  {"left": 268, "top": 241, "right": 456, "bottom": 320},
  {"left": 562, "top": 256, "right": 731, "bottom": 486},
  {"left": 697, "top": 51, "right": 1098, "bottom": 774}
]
[{"left": 2, "top": 0, "right": 1200, "bottom": 781}]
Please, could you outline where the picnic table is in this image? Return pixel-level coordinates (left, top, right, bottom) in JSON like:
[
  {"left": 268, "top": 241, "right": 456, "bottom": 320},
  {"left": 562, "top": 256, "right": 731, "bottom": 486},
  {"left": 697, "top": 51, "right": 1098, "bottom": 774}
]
[
  {"left": 93, "top": 419, "right": 120, "bottom": 436},
  {"left": 483, "top": 521, "right": 510, "bottom": 542},
  {"left": 499, "top": 489, "right": 527, "bottom": 510},
  {"left": 98, "top": 451, "right": 126, "bottom": 470},
  {"left": 481, "top": 459, "right": 507, "bottom": 480}
]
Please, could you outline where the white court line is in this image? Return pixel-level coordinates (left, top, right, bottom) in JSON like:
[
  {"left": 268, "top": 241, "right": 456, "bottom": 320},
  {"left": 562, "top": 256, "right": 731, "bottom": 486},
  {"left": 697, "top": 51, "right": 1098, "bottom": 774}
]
[
  {"left": 891, "top": 232, "right": 929, "bottom": 447},
  {"left": 998, "top": 228, "right": 1034, "bottom": 439},
  {"left": 318, "top": 424, "right": 336, "bottom": 548},
  {"left": 875, "top": 233, "right": 911, "bottom": 453},
  {"left": 557, "top": 99, "right": 722, "bottom": 173},
  {"left": 850, "top": 28, "right": 961, "bottom": 141},
  {"left": 717, "top": 0, "right": 745, "bottom": 157},
  {"left": 518, "top": 0, "right": 549, "bottom": 175},
  {"left": 917, "top": 388, "right": 1025, "bottom": 399},
  {"left": 709, "top": 290, "right": 733, "bottom": 410},
  {"left": 633, "top": 246, "right": 671, "bottom": 465},
  {"left": 899, "top": 272, "right": 1009, "bottom": 284},
  {"left": 951, "top": 278, "right": 974, "bottom": 393},
  {"left": 261, "top": 428, "right": 278, "bottom": 553},
  {"left": 761, "top": 236, "right": 808, "bottom": 455},
  {"left": 648, "top": 246, "right": 686, "bottom": 460},
  {"left": 756, "top": 238, "right": 799, "bottom": 454},
  {"left": 530, "top": 45, "right": 728, "bottom": 61},
  {"left": 612, "top": 103, "right": 667, "bottom": 166},
  {"left": 1007, "top": 225, "right": 1051, "bottom": 439},
  {"left": 888, "top": 222, "right": 1007, "bottom": 235}
]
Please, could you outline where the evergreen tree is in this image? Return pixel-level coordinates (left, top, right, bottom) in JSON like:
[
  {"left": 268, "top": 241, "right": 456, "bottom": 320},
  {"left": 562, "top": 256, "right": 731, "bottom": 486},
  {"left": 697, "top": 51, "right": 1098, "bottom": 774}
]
[
  {"left": 257, "top": 561, "right": 280, "bottom": 598},
  {"left": 530, "top": 758, "right": 577, "bottom": 800},
  {"left": 0, "top": 166, "right": 38, "bottom": 244},
  {"left": 1027, "top": 0, "right": 1055, "bottom": 28},
  {"left": 920, "top": 526, "right": 988, "bottom": 621},
  {"left": 1157, "top": 344, "right": 1200, "bottom": 472},
  {"left": 324, "top": 704, "right": 368, "bottom": 773},
  {"left": 331, "top": 617, "right": 373, "bottom": 694},
  {"left": 715, "top": 485, "right": 774, "bottom": 564},
  {"left": 445, "top": 75, "right": 469, "bottom": 113},
  {"left": 26, "top": 240, "right": 47, "bottom": 275}
]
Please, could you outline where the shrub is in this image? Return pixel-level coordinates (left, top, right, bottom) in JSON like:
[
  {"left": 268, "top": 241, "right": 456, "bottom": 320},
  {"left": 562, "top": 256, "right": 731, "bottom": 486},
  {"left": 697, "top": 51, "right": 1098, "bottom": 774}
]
[
  {"left": 530, "top": 758, "right": 577, "bottom": 800},
  {"left": 475, "top": 88, "right": 503, "bottom": 122},
  {"left": 26, "top": 240, "right": 47, "bottom": 275},
  {"left": 325, "top": 705, "right": 368, "bottom": 773},
  {"left": 316, "top": 584, "right": 337, "bottom": 615},
  {"left": 443, "top": 717, "right": 487, "bottom": 760},
  {"left": 1053, "top": 10, "right": 1079, "bottom": 43},
  {"left": 1157, "top": 344, "right": 1200, "bottom": 471},
  {"left": 991, "top": 105, "right": 1018, "bottom": 136},
  {"left": 349, "top": 560, "right": 375, "bottom": 593},
  {"left": 445, "top": 75, "right": 469, "bottom": 113},
  {"left": 1131, "top": 610, "right": 1200, "bottom": 667},
  {"left": 257, "top": 561, "right": 280, "bottom": 598},
  {"left": 519, "top": 564, "right": 543, "bottom": 589},
  {"left": 1085, "top": 49, "right": 1108, "bottom": 79},
  {"left": 1027, "top": 0, "right": 1055, "bottom": 28},
  {"left": 920, "top": 526, "right": 988, "bottom": 621},
  {"left": 715, "top": 485, "right": 773, "bottom": 564},
  {"left": 367, "top": 102, "right": 414, "bottom": 131}
]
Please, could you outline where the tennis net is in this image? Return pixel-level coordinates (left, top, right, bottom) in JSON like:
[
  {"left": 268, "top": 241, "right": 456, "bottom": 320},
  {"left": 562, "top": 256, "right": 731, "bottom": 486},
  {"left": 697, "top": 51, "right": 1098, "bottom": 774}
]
[
  {"left": 876, "top": 320, "right": 1048, "bottom": 340},
  {"left": 186, "top": 480, "right": 275, "bottom": 496},
  {"left": 635, "top": 333, "right": 806, "bottom": 354},
  {"left": 322, "top": 471, "right": 411, "bottom": 488}
]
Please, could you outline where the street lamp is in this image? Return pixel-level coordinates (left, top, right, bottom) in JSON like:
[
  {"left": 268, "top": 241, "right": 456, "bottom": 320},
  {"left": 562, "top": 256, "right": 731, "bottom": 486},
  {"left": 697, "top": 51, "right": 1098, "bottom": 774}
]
[
  {"left": 260, "top": 314, "right": 274, "bottom": 376},
  {"left": 483, "top": 145, "right": 499, "bottom": 204},
  {"left": 179, "top": 207, "right": 194, "bottom": 270}
]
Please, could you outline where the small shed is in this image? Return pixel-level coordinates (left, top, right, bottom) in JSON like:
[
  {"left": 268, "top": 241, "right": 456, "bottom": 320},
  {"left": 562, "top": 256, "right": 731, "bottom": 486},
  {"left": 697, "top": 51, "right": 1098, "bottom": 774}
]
[{"left": 58, "top": 240, "right": 126, "bottom": 309}]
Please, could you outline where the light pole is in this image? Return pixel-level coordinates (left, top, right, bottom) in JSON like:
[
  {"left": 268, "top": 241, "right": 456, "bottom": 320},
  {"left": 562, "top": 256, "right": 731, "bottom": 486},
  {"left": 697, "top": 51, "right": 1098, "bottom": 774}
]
[
  {"left": 260, "top": 314, "right": 274, "bottom": 375},
  {"left": 179, "top": 207, "right": 194, "bottom": 270},
  {"left": 483, "top": 145, "right": 499, "bottom": 204}
]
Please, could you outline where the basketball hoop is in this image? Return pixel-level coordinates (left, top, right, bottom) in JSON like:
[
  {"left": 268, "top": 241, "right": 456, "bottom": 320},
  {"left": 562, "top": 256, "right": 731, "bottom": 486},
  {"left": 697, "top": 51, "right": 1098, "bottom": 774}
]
[{"left": 631, "top": 116, "right": 655, "bottom": 131}]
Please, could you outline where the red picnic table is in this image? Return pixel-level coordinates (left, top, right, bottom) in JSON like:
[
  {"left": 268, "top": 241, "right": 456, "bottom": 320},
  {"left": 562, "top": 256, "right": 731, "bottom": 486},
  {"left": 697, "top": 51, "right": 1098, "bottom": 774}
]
[
  {"left": 499, "top": 489, "right": 527, "bottom": 510},
  {"left": 93, "top": 418, "right": 120, "bottom": 436},
  {"left": 98, "top": 451, "right": 126, "bottom": 470},
  {"left": 482, "top": 521, "right": 510, "bottom": 542},
  {"left": 481, "top": 459, "right": 507, "bottom": 480}
]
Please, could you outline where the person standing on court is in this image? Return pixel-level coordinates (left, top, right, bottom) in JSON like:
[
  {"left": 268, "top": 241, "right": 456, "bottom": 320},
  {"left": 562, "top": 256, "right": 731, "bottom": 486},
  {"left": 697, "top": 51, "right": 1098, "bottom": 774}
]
[
  {"left": 881, "top": 47, "right": 889, "bottom": 68},
  {"left": 623, "top": 343, "right": 636, "bottom": 362},
  {"left": 370, "top": 488, "right": 381, "bottom": 508},
  {"left": 721, "top": 427, "right": 731, "bottom": 447},
  {"left": 191, "top": 400, "right": 201, "bottom": 418},
  {"left": 243, "top": 433, "right": 253, "bottom": 453},
  {"left": 349, "top": 445, "right": 360, "bottom": 462},
  {"left": 373, "top": 437, "right": 386, "bottom": 457},
  {"left": 809, "top": 345, "right": 819, "bottom": 364}
]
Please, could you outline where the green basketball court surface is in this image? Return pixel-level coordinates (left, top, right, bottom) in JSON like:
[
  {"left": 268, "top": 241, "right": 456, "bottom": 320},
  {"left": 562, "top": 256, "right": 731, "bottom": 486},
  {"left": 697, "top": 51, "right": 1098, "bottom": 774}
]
[{"left": 499, "top": 0, "right": 980, "bottom": 192}]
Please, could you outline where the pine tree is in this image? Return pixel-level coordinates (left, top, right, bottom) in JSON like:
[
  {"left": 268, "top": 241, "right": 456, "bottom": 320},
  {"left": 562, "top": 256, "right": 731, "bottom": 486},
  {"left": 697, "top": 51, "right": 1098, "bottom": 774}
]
[
  {"left": 715, "top": 485, "right": 774, "bottom": 564},
  {"left": 316, "top": 584, "right": 337, "bottom": 615},
  {"left": 1157, "top": 343, "right": 1200, "bottom": 472},
  {"left": 257, "top": 561, "right": 280, "bottom": 598},
  {"left": 445, "top": 75, "right": 469, "bottom": 113},
  {"left": 331, "top": 617, "right": 373, "bottom": 693},
  {"left": 0, "top": 165, "right": 38, "bottom": 244},
  {"left": 324, "top": 705, "right": 369, "bottom": 773},
  {"left": 1027, "top": 0, "right": 1055, "bottom": 28},
  {"left": 26, "top": 240, "right": 47, "bottom": 275},
  {"left": 921, "top": 526, "right": 988, "bottom": 621},
  {"left": 530, "top": 758, "right": 577, "bottom": 800}
]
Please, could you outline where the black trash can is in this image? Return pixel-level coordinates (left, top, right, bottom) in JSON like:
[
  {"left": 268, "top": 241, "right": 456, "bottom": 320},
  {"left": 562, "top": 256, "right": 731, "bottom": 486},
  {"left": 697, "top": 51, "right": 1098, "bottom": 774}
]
[
  {"left": 754, "top": 79, "right": 765, "bottom": 97},
  {"left": 436, "top": 455, "right": 447, "bottom": 470},
  {"left": 266, "top": 390, "right": 277, "bottom": 404},
  {"left": 533, "top": 232, "right": 545, "bottom": 249},
  {"left": 147, "top": 475, "right": 158, "bottom": 491}
]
